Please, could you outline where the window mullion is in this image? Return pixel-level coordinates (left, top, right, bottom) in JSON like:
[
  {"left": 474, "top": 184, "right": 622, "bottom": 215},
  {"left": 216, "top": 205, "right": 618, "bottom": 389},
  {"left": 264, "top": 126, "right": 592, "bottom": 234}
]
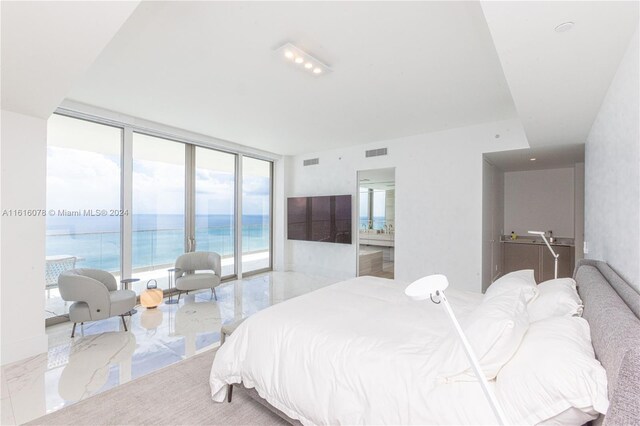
[{"left": 121, "top": 127, "right": 133, "bottom": 281}]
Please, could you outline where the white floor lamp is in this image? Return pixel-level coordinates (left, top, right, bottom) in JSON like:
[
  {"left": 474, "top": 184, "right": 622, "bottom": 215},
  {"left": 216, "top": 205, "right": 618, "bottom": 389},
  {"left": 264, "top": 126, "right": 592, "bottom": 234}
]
[
  {"left": 528, "top": 230, "right": 559, "bottom": 279},
  {"left": 405, "top": 274, "right": 508, "bottom": 425}
]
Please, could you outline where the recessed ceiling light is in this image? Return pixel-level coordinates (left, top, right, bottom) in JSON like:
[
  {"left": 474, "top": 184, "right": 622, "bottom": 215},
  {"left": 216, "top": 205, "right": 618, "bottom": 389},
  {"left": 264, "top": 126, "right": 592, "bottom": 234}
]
[
  {"left": 530, "top": 158, "right": 537, "bottom": 161},
  {"left": 554, "top": 22, "right": 575, "bottom": 33},
  {"left": 276, "top": 42, "right": 331, "bottom": 76}
]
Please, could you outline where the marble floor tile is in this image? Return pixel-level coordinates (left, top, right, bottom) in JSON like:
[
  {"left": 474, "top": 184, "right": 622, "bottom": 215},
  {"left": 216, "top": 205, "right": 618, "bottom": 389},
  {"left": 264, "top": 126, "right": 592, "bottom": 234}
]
[
  {"left": 1, "top": 370, "right": 9, "bottom": 399},
  {"left": 2, "top": 271, "right": 338, "bottom": 424},
  {"left": 1, "top": 396, "right": 15, "bottom": 426}
]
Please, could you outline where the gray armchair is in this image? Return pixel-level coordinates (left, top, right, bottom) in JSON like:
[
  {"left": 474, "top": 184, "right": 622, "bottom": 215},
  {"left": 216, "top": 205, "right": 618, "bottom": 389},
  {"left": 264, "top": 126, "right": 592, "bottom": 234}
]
[
  {"left": 45, "top": 256, "right": 77, "bottom": 297},
  {"left": 174, "top": 252, "right": 222, "bottom": 302},
  {"left": 58, "top": 269, "right": 136, "bottom": 337}
]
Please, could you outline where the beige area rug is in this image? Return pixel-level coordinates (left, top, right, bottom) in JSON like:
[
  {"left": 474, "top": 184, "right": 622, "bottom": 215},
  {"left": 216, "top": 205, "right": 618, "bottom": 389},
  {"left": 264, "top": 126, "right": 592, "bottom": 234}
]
[{"left": 28, "top": 348, "right": 289, "bottom": 425}]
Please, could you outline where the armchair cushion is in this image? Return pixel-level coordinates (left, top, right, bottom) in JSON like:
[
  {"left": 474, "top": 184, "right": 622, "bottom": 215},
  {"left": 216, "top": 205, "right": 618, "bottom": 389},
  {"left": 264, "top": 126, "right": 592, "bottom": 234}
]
[
  {"left": 175, "top": 273, "right": 220, "bottom": 292},
  {"left": 175, "top": 252, "right": 222, "bottom": 279},
  {"left": 59, "top": 271, "right": 111, "bottom": 321},
  {"left": 59, "top": 269, "right": 135, "bottom": 323},
  {"left": 110, "top": 290, "right": 136, "bottom": 316},
  {"left": 67, "top": 290, "right": 135, "bottom": 323},
  {"left": 68, "top": 302, "right": 91, "bottom": 323},
  {"left": 74, "top": 268, "right": 118, "bottom": 292}
]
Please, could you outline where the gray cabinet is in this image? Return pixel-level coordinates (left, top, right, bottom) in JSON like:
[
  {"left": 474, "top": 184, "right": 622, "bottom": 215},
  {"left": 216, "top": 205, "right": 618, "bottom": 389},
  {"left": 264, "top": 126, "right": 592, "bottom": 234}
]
[
  {"left": 503, "top": 243, "right": 539, "bottom": 273},
  {"left": 503, "top": 242, "right": 574, "bottom": 282},
  {"left": 541, "top": 245, "right": 574, "bottom": 281}
]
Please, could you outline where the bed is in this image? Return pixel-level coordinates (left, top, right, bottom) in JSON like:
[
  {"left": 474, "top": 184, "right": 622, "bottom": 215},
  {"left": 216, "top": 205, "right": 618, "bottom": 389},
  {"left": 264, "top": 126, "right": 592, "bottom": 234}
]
[{"left": 210, "top": 260, "right": 640, "bottom": 425}]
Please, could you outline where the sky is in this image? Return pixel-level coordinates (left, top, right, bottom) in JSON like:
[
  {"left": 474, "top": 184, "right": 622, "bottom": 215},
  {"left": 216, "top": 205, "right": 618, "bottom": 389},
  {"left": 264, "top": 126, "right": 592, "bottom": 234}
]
[
  {"left": 47, "top": 146, "right": 270, "bottom": 217},
  {"left": 47, "top": 113, "right": 270, "bottom": 219}
]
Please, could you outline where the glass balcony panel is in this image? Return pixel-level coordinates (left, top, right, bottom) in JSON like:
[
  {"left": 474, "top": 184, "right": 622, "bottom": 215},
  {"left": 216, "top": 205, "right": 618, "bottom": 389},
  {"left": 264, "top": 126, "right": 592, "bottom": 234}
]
[
  {"left": 195, "top": 147, "right": 236, "bottom": 277},
  {"left": 242, "top": 157, "right": 271, "bottom": 273},
  {"left": 45, "top": 114, "right": 122, "bottom": 318},
  {"left": 131, "top": 133, "right": 186, "bottom": 293}
]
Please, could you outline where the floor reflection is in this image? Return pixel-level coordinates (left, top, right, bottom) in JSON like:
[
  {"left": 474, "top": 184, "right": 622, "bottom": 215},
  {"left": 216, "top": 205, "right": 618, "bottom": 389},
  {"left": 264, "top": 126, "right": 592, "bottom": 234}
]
[
  {"left": 174, "top": 296, "right": 222, "bottom": 357},
  {"left": 1, "top": 271, "right": 338, "bottom": 425},
  {"left": 58, "top": 332, "right": 136, "bottom": 401}
]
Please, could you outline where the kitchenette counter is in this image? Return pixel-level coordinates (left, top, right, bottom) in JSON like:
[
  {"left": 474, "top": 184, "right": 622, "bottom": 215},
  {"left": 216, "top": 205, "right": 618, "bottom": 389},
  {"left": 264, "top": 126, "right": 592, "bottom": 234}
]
[
  {"left": 501, "top": 236, "right": 575, "bottom": 281},
  {"left": 501, "top": 238, "right": 574, "bottom": 247}
]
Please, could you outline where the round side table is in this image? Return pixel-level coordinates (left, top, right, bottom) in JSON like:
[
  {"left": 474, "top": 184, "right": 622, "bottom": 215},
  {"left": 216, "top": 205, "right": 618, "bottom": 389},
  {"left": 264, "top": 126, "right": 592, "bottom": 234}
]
[{"left": 166, "top": 268, "right": 180, "bottom": 305}]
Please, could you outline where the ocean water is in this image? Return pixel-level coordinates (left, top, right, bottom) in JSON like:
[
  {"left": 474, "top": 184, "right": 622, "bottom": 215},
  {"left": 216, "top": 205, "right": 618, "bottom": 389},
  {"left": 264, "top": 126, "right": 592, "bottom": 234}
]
[
  {"left": 359, "top": 217, "right": 388, "bottom": 230},
  {"left": 46, "top": 214, "right": 269, "bottom": 272}
]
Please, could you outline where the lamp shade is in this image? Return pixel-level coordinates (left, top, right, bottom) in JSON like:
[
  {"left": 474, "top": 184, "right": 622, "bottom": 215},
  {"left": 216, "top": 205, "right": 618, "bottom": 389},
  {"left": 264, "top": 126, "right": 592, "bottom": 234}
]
[
  {"left": 140, "top": 288, "right": 163, "bottom": 309},
  {"left": 405, "top": 274, "right": 449, "bottom": 300}
]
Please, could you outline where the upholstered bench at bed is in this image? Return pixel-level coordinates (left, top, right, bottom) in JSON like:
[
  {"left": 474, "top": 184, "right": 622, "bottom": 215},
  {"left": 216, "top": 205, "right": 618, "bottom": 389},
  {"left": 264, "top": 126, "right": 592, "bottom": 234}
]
[
  {"left": 220, "top": 319, "right": 246, "bottom": 403},
  {"left": 221, "top": 319, "right": 246, "bottom": 345}
]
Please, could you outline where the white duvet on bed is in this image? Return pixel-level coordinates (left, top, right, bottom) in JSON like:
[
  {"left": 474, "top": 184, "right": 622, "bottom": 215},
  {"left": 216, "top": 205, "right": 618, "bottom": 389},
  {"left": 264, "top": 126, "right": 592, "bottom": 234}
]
[{"left": 210, "top": 276, "right": 499, "bottom": 425}]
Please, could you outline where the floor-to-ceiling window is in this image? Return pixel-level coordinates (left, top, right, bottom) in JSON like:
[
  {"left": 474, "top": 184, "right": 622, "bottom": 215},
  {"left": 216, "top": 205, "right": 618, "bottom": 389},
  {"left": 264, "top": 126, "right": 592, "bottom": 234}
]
[
  {"left": 45, "top": 112, "right": 273, "bottom": 322},
  {"left": 131, "top": 133, "right": 186, "bottom": 293},
  {"left": 45, "top": 114, "right": 122, "bottom": 319},
  {"left": 194, "top": 147, "right": 236, "bottom": 277},
  {"left": 242, "top": 157, "right": 272, "bottom": 274},
  {"left": 359, "top": 188, "right": 387, "bottom": 231},
  {"left": 372, "top": 189, "right": 387, "bottom": 230}
]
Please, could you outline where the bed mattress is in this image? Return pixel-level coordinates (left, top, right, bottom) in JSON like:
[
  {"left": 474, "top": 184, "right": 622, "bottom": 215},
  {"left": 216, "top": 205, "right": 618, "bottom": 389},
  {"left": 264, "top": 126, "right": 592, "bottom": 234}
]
[{"left": 210, "top": 276, "right": 498, "bottom": 425}]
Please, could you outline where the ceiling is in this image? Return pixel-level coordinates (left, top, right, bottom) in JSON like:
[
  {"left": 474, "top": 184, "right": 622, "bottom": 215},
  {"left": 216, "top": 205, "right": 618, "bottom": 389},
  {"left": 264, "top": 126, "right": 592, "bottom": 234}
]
[
  {"left": 484, "top": 145, "right": 585, "bottom": 172},
  {"left": 2, "top": 1, "right": 638, "bottom": 166},
  {"left": 65, "top": 1, "right": 518, "bottom": 156},
  {"left": 0, "top": 1, "right": 139, "bottom": 119},
  {"left": 481, "top": 1, "right": 639, "bottom": 149}
]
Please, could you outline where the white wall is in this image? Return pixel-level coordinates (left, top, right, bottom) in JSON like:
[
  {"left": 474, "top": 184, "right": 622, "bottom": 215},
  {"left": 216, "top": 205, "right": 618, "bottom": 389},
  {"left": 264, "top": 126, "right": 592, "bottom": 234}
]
[
  {"left": 272, "top": 156, "right": 291, "bottom": 272},
  {"left": 574, "top": 162, "right": 585, "bottom": 261},
  {"left": 1, "top": 109, "right": 48, "bottom": 365},
  {"left": 504, "top": 168, "right": 575, "bottom": 238},
  {"left": 482, "top": 160, "right": 504, "bottom": 292},
  {"left": 585, "top": 28, "right": 640, "bottom": 289},
  {"left": 284, "top": 119, "right": 528, "bottom": 293}
]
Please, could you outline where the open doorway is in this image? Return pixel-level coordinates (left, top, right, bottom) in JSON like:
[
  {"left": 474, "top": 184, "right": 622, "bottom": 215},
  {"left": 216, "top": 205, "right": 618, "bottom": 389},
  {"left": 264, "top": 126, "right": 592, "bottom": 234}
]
[{"left": 357, "top": 168, "right": 395, "bottom": 279}]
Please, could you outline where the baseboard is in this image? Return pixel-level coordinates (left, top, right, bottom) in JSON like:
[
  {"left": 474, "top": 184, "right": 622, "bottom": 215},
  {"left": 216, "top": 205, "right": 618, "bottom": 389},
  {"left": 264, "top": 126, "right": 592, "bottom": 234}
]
[{"left": 1, "top": 333, "right": 48, "bottom": 366}]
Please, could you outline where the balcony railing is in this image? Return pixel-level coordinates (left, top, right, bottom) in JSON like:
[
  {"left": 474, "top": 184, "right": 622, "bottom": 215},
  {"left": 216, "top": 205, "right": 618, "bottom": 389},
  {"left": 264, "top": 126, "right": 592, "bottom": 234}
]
[{"left": 46, "top": 224, "right": 270, "bottom": 273}]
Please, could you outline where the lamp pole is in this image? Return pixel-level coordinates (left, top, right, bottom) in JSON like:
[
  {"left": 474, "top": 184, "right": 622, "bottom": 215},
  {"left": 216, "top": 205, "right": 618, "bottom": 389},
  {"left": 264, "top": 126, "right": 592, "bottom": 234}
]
[
  {"left": 528, "top": 231, "right": 559, "bottom": 279},
  {"left": 405, "top": 275, "right": 508, "bottom": 425},
  {"left": 438, "top": 290, "right": 508, "bottom": 425}
]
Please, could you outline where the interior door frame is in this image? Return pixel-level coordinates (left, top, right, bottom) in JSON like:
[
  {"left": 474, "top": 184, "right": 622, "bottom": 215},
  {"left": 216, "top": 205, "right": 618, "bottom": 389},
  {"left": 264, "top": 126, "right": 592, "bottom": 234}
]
[{"left": 355, "top": 167, "right": 395, "bottom": 279}]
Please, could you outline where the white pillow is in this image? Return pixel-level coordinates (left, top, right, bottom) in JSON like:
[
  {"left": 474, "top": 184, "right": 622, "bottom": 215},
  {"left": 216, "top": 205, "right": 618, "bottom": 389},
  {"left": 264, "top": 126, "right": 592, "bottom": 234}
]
[
  {"left": 485, "top": 269, "right": 538, "bottom": 304},
  {"left": 542, "top": 407, "right": 600, "bottom": 426},
  {"left": 496, "top": 316, "right": 609, "bottom": 425},
  {"left": 436, "top": 288, "right": 529, "bottom": 382},
  {"left": 528, "top": 278, "right": 583, "bottom": 322}
]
